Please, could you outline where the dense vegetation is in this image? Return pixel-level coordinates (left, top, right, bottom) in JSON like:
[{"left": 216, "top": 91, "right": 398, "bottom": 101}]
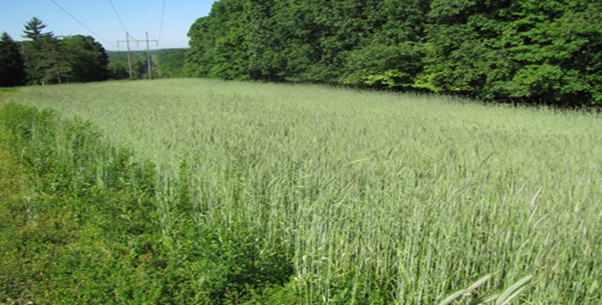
[
  {"left": 2, "top": 80, "right": 601, "bottom": 304},
  {"left": 0, "top": 34, "right": 26, "bottom": 86},
  {"left": 107, "top": 49, "right": 188, "bottom": 80},
  {"left": 0, "top": 17, "right": 187, "bottom": 85},
  {"left": 0, "top": 18, "right": 109, "bottom": 86},
  {"left": 187, "top": 0, "right": 602, "bottom": 107}
]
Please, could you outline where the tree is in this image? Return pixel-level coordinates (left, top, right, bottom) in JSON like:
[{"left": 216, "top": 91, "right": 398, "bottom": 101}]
[
  {"left": 0, "top": 32, "right": 26, "bottom": 86},
  {"left": 23, "top": 17, "right": 50, "bottom": 41},
  {"left": 152, "top": 49, "right": 188, "bottom": 78},
  {"left": 205, "top": 0, "right": 252, "bottom": 80},
  {"left": 340, "top": 0, "right": 429, "bottom": 88},
  {"left": 108, "top": 61, "right": 129, "bottom": 79},
  {"left": 187, "top": 16, "right": 214, "bottom": 77},
  {"left": 187, "top": 0, "right": 602, "bottom": 107},
  {"left": 490, "top": 0, "right": 602, "bottom": 106},
  {"left": 20, "top": 18, "right": 110, "bottom": 84},
  {"left": 61, "top": 35, "right": 110, "bottom": 82},
  {"left": 20, "top": 17, "right": 65, "bottom": 84}
]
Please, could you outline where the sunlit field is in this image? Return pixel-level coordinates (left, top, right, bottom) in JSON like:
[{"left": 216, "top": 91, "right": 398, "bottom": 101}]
[{"left": 4, "top": 79, "right": 601, "bottom": 304}]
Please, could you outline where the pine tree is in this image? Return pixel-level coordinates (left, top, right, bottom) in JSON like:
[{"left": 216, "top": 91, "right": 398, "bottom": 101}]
[
  {"left": 0, "top": 32, "right": 26, "bottom": 87},
  {"left": 21, "top": 17, "right": 63, "bottom": 85}
]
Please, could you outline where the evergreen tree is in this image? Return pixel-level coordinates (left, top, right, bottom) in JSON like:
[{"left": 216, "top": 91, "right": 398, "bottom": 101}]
[
  {"left": 20, "top": 18, "right": 110, "bottom": 84},
  {"left": 0, "top": 32, "right": 26, "bottom": 87},
  {"left": 23, "top": 17, "right": 50, "bottom": 41},
  {"left": 21, "top": 17, "right": 64, "bottom": 85}
]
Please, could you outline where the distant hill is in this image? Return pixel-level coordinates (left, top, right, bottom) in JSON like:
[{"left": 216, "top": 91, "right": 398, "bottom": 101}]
[{"left": 107, "top": 48, "right": 188, "bottom": 79}]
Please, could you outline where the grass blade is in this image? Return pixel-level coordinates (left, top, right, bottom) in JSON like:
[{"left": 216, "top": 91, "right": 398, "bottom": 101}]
[
  {"left": 438, "top": 289, "right": 466, "bottom": 305},
  {"left": 495, "top": 275, "right": 533, "bottom": 305}
]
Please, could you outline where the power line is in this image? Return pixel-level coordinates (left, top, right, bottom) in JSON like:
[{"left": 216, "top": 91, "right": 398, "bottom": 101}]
[
  {"left": 118, "top": 32, "right": 158, "bottom": 79},
  {"left": 109, "top": 0, "right": 160, "bottom": 79},
  {"left": 145, "top": 32, "right": 157, "bottom": 79},
  {"left": 142, "top": 0, "right": 148, "bottom": 34},
  {"left": 50, "top": 0, "right": 116, "bottom": 48},
  {"left": 149, "top": 33, "right": 160, "bottom": 43},
  {"left": 158, "top": 0, "right": 166, "bottom": 43},
  {"left": 108, "top": 0, "right": 128, "bottom": 33}
]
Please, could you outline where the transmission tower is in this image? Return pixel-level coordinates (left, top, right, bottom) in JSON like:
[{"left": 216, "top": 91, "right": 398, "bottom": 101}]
[{"left": 118, "top": 32, "right": 158, "bottom": 79}]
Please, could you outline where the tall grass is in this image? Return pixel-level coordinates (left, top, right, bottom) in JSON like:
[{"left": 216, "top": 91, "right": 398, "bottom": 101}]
[{"left": 6, "top": 79, "right": 602, "bottom": 304}]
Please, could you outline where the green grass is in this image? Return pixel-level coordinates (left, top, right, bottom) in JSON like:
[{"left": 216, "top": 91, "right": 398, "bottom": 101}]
[
  {"left": 0, "top": 87, "right": 19, "bottom": 99},
  {"left": 2, "top": 79, "right": 601, "bottom": 304}
]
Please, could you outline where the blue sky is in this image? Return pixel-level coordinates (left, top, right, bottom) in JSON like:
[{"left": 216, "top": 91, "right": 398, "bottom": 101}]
[{"left": 0, "top": 0, "right": 217, "bottom": 50}]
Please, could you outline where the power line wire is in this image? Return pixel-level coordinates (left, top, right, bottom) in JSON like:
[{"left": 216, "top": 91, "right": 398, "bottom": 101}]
[
  {"left": 149, "top": 33, "right": 160, "bottom": 43},
  {"left": 142, "top": 0, "right": 148, "bottom": 33},
  {"left": 158, "top": 0, "right": 166, "bottom": 43},
  {"left": 108, "top": 0, "right": 128, "bottom": 33},
  {"left": 50, "top": 0, "right": 116, "bottom": 48}
]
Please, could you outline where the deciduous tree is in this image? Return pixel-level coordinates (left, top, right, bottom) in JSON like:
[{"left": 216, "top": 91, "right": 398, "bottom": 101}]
[
  {"left": 61, "top": 35, "right": 109, "bottom": 82},
  {"left": 186, "top": 0, "right": 602, "bottom": 106}
]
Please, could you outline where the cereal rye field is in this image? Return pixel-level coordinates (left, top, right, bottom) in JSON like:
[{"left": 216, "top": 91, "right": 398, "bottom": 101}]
[{"left": 1, "top": 79, "right": 601, "bottom": 304}]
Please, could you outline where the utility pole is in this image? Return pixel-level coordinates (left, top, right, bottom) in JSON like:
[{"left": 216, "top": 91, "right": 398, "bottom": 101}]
[
  {"left": 117, "top": 32, "right": 157, "bottom": 79},
  {"left": 117, "top": 32, "right": 133, "bottom": 79},
  {"left": 146, "top": 32, "right": 153, "bottom": 80}
]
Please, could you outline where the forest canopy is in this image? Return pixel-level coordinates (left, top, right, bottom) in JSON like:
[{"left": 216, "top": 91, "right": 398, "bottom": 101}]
[
  {"left": 0, "top": 17, "right": 109, "bottom": 86},
  {"left": 187, "top": 0, "right": 602, "bottom": 107}
]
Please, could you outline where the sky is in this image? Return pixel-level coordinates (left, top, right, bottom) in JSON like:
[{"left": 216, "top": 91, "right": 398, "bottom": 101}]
[{"left": 0, "top": 0, "right": 217, "bottom": 51}]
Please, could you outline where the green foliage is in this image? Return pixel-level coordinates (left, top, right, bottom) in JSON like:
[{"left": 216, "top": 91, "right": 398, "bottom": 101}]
[
  {"left": 60, "top": 35, "right": 109, "bottom": 82},
  {"left": 107, "top": 49, "right": 188, "bottom": 80},
  {"left": 18, "top": 17, "right": 110, "bottom": 85},
  {"left": 153, "top": 49, "right": 188, "bottom": 78},
  {"left": 363, "top": 69, "right": 411, "bottom": 89},
  {"left": 0, "top": 32, "right": 26, "bottom": 87},
  {"left": 342, "top": 42, "right": 424, "bottom": 89},
  {"left": 20, "top": 17, "right": 64, "bottom": 85},
  {"left": 186, "top": 0, "right": 254, "bottom": 80},
  {"left": 187, "top": 0, "right": 602, "bottom": 107},
  {"left": 22, "top": 17, "right": 48, "bottom": 41},
  {"left": 0, "top": 101, "right": 296, "bottom": 304},
  {"left": 107, "top": 60, "right": 130, "bottom": 79},
  {"left": 107, "top": 50, "right": 148, "bottom": 79}
]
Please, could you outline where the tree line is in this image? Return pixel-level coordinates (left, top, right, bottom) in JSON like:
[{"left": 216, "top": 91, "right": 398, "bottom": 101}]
[
  {"left": 0, "top": 17, "right": 110, "bottom": 86},
  {"left": 107, "top": 48, "right": 188, "bottom": 80},
  {"left": 187, "top": 0, "right": 602, "bottom": 107}
]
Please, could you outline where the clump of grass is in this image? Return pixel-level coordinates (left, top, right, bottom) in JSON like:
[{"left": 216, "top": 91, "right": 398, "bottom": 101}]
[{"left": 0, "top": 103, "right": 295, "bottom": 304}]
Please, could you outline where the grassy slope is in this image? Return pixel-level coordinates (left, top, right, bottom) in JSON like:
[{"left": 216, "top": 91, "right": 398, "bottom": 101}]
[
  {"left": 0, "top": 106, "right": 81, "bottom": 304},
  {"left": 2, "top": 80, "right": 602, "bottom": 304},
  {"left": 0, "top": 104, "right": 29, "bottom": 304},
  {"left": 0, "top": 94, "right": 289, "bottom": 304},
  {"left": 0, "top": 92, "right": 165, "bottom": 304},
  {"left": 0, "top": 89, "right": 36, "bottom": 304}
]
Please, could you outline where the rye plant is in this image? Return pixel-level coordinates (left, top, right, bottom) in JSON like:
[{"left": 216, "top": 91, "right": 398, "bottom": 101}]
[{"left": 5, "top": 79, "right": 601, "bottom": 304}]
